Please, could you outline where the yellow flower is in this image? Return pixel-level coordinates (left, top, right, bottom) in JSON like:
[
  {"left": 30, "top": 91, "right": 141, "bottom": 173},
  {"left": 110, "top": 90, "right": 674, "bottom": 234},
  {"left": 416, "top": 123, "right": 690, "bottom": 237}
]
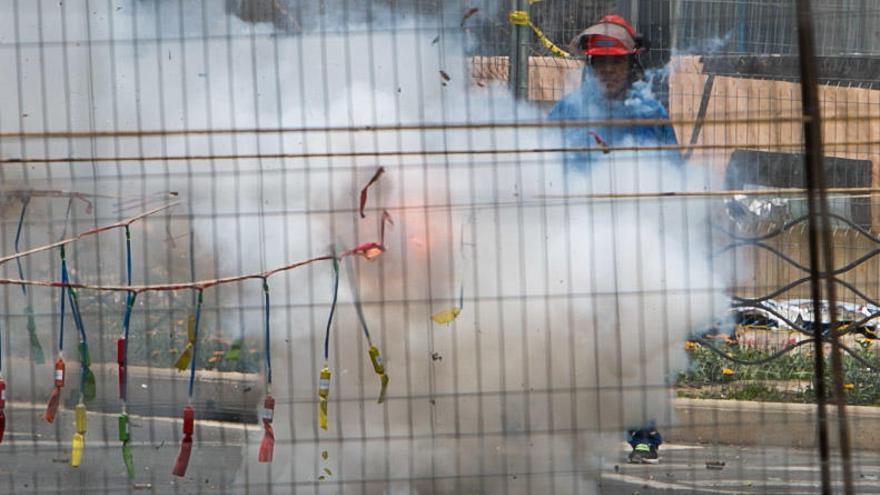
[
  {"left": 684, "top": 341, "right": 699, "bottom": 351},
  {"left": 844, "top": 383, "right": 855, "bottom": 390},
  {"left": 722, "top": 368, "right": 734, "bottom": 376}
]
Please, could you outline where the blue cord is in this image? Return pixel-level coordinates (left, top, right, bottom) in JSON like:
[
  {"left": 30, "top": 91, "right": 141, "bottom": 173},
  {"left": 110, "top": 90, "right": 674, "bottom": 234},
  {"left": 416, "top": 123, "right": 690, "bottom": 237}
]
[
  {"left": 263, "top": 279, "right": 272, "bottom": 385},
  {"left": 125, "top": 226, "right": 132, "bottom": 287},
  {"left": 15, "top": 198, "right": 29, "bottom": 296},
  {"left": 187, "top": 291, "right": 204, "bottom": 399},
  {"left": 59, "top": 247, "right": 68, "bottom": 352},
  {"left": 123, "top": 294, "right": 136, "bottom": 341},
  {"left": 62, "top": 260, "right": 89, "bottom": 395},
  {"left": 344, "top": 256, "right": 372, "bottom": 342},
  {"left": 323, "top": 258, "right": 340, "bottom": 361},
  {"left": 121, "top": 226, "right": 135, "bottom": 400},
  {"left": 120, "top": 292, "right": 136, "bottom": 402}
]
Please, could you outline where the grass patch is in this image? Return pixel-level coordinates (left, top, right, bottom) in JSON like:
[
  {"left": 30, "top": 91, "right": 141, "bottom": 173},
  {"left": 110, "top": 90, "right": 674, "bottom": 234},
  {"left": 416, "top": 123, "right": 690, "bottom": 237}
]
[{"left": 677, "top": 340, "right": 880, "bottom": 406}]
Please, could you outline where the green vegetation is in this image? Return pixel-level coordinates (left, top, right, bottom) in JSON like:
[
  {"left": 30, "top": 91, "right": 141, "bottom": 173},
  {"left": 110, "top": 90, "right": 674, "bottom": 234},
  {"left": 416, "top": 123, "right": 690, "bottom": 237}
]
[{"left": 677, "top": 340, "right": 880, "bottom": 406}]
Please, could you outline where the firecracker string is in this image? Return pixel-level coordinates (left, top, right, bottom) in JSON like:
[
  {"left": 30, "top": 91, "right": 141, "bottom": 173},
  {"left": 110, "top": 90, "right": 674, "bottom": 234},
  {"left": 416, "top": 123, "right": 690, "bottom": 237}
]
[
  {"left": 59, "top": 247, "right": 68, "bottom": 352},
  {"left": 15, "top": 198, "right": 46, "bottom": 364},
  {"left": 323, "top": 257, "right": 340, "bottom": 362},
  {"left": 188, "top": 290, "right": 204, "bottom": 400},
  {"left": 344, "top": 256, "right": 373, "bottom": 344},
  {"left": 262, "top": 278, "right": 272, "bottom": 386},
  {"left": 0, "top": 202, "right": 178, "bottom": 269}
]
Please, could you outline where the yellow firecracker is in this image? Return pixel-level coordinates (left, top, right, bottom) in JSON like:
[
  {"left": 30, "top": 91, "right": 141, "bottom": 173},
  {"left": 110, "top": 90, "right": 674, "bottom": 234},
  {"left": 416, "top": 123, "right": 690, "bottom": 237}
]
[{"left": 318, "top": 366, "right": 331, "bottom": 430}]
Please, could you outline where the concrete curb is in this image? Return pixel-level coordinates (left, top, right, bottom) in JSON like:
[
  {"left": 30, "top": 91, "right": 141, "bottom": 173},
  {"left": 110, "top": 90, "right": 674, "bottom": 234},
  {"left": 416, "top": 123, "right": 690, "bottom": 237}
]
[{"left": 668, "top": 397, "right": 880, "bottom": 450}]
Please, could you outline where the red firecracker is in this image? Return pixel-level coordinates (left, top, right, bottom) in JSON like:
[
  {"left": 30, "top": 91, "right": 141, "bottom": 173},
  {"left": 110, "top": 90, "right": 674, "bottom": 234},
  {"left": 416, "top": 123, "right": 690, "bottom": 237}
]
[
  {"left": 172, "top": 405, "right": 195, "bottom": 477},
  {"left": 258, "top": 394, "right": 275, "bottom": 463},
  {"left": 117, "top": 338, "right": 126, "bottom": 399},
  {"left": 0, "top": 377, "right": 6, "bottom": 443},
  {"left": 44, "top": 358, "right": 65, "bottom": 423},
  {"left": 54, "top": 357, "right": 65, "bottom": 387}
]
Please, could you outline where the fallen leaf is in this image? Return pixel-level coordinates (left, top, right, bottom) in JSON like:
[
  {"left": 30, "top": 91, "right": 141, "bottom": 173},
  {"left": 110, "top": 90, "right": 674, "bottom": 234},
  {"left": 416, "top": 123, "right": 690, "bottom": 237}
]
[
  {"left": 431, "top": 307, "right": 461, "bottom": 324},
  {"left": 460, "top": 7, "right": 479, "bottom": 27}
]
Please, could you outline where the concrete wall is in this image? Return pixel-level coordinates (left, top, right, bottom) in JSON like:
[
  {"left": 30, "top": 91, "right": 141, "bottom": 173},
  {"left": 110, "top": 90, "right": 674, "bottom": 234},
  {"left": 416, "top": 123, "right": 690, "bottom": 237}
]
[{"left": 670, "top": 398, "right": 880, "bottom": 450}]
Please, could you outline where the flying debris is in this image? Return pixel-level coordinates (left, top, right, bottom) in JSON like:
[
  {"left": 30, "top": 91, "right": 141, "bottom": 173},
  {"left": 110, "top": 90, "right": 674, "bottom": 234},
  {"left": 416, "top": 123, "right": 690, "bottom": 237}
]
[
  {"left": 460, "top": 7, "right": 479, "bottom": 27},
  {"left": 359, "top": 167, "right": 385, "bottom": 219}
]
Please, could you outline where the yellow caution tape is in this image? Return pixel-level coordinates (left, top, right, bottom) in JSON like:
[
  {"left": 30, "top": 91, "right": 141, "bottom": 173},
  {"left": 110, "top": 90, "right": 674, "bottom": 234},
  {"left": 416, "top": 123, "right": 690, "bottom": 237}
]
[
  {"left": 318, "top": 366, "right": 330, "bottom": 430},
  {"left": 507, "top": 10, "right": 571, "bottom": 58},
  {"left": 70, "top": 433, "right": 84, "bottom": 467},
  {"left": 508, "top": 10, "right": 529, "bottom": 25},
  {"left": 431, "top": 307, "right": 461, "bottom": 325}
]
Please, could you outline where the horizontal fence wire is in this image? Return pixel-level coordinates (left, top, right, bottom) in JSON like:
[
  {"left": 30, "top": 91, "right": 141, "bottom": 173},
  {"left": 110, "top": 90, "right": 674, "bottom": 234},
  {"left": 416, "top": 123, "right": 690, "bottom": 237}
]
[{"left": 0, "top": 0, "right": 878, "bottom": 494}]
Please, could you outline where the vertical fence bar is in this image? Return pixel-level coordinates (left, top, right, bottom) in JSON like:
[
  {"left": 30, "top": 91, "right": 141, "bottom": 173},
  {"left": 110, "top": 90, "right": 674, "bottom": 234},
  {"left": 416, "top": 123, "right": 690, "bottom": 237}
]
[
  {"left": 508, "top": 0, "right": 530, "bottom": 100},
  {"left": 796, "top": 0, "right": 854, "bottom": 493}
]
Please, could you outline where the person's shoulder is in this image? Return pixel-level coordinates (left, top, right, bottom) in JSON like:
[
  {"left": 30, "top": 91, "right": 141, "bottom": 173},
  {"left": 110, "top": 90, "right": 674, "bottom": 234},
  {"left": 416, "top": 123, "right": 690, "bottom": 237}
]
[
  {"left": 623, "top": 83, "right": 669, "bottom": 119},
  {"left": 548, "top": 90, "right": 581, "bottom": 119}
]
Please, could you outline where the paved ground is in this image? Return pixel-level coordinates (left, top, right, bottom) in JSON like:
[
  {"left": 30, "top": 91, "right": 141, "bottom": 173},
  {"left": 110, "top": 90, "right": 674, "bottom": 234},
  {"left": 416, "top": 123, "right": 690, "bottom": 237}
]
[
  {"left": 2, "top": 402, "right": 879, "bottom": 494},
  {"left": 598, "top": 443, "right": 880, "bottom": 495}
]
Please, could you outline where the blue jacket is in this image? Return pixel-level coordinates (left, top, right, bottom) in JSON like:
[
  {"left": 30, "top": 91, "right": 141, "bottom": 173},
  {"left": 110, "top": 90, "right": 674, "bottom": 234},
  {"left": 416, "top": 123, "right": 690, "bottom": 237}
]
[{"left": 548, "top": 70, "right": 679, "bottom": 171}]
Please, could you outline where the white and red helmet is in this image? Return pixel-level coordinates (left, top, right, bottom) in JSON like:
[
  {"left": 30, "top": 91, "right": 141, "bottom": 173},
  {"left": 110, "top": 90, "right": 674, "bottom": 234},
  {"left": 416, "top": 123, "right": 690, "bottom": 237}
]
[{"left": 571, "top": 15, "right": 643, "bottom": 57}]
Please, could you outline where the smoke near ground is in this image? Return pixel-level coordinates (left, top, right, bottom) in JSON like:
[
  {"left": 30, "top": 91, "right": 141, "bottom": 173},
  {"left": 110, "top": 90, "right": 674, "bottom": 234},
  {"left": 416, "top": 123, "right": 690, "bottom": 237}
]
[{"left": 0, "top": 1, "right": 731, "bottom": 493}]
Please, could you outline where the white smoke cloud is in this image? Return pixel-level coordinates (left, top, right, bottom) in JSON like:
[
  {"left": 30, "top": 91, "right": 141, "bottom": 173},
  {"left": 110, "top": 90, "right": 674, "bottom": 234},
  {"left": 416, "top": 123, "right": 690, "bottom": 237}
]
[{"left": 0, "top": 1, "right": 731, "bottom": 493}]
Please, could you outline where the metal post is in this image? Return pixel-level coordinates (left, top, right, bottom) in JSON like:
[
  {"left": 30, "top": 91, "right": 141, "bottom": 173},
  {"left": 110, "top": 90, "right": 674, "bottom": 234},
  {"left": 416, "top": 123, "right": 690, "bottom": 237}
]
[
  {"left": 508, "top": 0, "right": 530, "bottom": 100},
  {"left": 795, "top": 0, "right": 854, "bottom": 494},
  {"left": 629, "top": 0, "right": 639, "bottom": 28}
]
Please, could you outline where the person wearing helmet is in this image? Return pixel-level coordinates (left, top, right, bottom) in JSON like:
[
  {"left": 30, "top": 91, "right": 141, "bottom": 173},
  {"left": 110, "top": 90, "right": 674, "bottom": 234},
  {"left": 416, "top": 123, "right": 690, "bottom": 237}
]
[
  {"left": 548, "top": 14, "right": 678, "bottom": 171},
  {"left": 550, "top": 15, "right": 673, "bottom": 464}
]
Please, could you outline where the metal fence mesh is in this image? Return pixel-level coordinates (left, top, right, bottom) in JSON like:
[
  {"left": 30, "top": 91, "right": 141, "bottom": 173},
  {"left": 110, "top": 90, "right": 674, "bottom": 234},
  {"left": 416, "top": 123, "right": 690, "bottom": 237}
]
[{"left": 0, "top": 0, "right": 878, "bottom": 494}]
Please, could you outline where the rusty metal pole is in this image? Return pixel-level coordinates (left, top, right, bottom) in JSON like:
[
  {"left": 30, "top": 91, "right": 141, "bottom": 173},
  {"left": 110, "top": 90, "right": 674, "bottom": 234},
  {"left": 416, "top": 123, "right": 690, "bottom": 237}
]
[{"left": 795, "top": 0, "right": 854, "bottom": 494}]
